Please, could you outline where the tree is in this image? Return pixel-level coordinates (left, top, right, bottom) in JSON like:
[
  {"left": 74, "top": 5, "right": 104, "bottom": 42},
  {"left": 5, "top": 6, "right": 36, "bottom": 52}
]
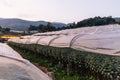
[
  {"left": 4, "top": 28, "right": 10, "bottom": 32},
  {"left": 76, "top": 16, "right": 116, "bottom": 28},
  {"left": 37, "top": 24, "right": 45, "bottom": 32},
  {"left": 0, "top": 26, "right": 10, "bottom": 33},
  {"left": 0, "top": 26, "right": 2, "bottom": 29},
  {"left": 28, "top": 25, "right": 36, "bottom": 30},
  {"left": 28, "top": 23, "right": 56, "bottom": 33},
  {"left": 44, "top": 22, "right": 56, "bottom": 32}
]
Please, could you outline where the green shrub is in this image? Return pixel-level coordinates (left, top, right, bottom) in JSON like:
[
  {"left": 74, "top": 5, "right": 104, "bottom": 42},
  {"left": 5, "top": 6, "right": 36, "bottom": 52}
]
[{"left": 118, "top": 21, "right": 120, "bottom": 25}]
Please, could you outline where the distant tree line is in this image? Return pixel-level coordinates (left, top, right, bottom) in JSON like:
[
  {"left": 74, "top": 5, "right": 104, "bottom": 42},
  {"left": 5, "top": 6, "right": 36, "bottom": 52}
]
[
  {"left": 76, "top": 16, "right": 116, "bottom": 27},
  {"left": 28, "top": 22, "right": 56, "bottom": 32},
  {"left": 0, "top": 26, "right": 10, "bottom": 42},
  {"left": 28, "top": 16, "right": 116, "bottom": 32},
  {"left": 0, "top": 26, "right": 10, "bottom": 33}
]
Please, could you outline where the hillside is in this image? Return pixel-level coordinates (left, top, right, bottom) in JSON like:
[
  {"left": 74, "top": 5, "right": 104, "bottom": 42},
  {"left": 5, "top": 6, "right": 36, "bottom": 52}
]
[
  {"left": 114, "top": 17, "right": 120, "bottom": 22},
  {"left": 0, "top": 18, "right": 66, "bottom": 31},
  {"left": 0, "top": 17, "right": 119, "bottom": 31}
]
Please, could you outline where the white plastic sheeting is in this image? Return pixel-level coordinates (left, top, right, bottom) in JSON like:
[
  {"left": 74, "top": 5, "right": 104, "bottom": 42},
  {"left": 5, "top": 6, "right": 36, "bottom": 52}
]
[
  {"left": 0, "top": 43, "right": 52, "bottom": 80},
  {"left": 8, "top": 24, "right": 120, "bottom": 56},
  {"left": 0, "top": 43, "right": 22, "bottom": 59},
  {"left": 28, "top": 36, "right": 46, "bottom": 44},
  {"left": 8, "top": 38, "right": 22, "bottom": 44},
  {"left": 49, "top": 35, "right": 76, "bottom": 47},
  {"left": 20, "top": 36, "right": 33, "bottom": 39},
  {"left": 38, "top": 35, "right": 59, "bottom": 46},
  {"left": 71, "top": 34, "right": 120, "bottom": 56},
  {"left": 32, "top": 24, "right": 120, "bottom": 36}
]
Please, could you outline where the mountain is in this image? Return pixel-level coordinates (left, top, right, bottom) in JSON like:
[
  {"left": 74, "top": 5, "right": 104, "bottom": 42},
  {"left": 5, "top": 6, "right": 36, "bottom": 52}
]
[
  {"left": 0, "top": 18, "right": 66, "bottom": 31},
  {"left": 114, "top": 17, "right": 120, "bottom": 22}
]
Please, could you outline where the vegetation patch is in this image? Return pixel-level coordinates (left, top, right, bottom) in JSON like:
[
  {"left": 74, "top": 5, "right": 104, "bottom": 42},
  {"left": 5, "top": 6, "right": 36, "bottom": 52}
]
[{"left": 8, "top": 42, "right": 120, "bottom": 80}]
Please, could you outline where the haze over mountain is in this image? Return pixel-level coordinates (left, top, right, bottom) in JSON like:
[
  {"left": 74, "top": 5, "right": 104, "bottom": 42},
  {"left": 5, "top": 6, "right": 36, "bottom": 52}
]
[
  {"left": 0, "top": 18, "right": 66, "bottom": 31},
  {"left": 114, "top": 18, "right": 120, "bottom": 22}
]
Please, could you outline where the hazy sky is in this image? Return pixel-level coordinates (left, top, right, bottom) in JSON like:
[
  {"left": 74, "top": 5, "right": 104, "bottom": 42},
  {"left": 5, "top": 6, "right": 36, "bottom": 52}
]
[{"left": 0, "top": 0, "right": 119, "bottom": 23}]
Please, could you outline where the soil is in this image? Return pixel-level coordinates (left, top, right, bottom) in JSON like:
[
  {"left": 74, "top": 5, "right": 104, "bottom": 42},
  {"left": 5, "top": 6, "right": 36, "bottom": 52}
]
[
  {"left": 32, "top": 62, "right": 49, "bottom": 73},
  {"left": 32, "top": 62, "right": 58, "bottom": 80}
]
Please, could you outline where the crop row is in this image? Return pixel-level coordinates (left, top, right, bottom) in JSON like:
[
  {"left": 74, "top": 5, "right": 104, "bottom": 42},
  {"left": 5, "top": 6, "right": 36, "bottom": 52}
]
[{"left": 8, "top": 42, "right": 120, "bottom": 80}]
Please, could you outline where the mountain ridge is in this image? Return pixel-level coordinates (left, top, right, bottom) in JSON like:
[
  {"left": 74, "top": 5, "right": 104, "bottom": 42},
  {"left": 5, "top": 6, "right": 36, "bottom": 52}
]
[
  {"left": 0, "top": 17, "right": 119, "bottom": 31},
  {"left": 0, "top": 18, "right": 66, "bottom": 31}
]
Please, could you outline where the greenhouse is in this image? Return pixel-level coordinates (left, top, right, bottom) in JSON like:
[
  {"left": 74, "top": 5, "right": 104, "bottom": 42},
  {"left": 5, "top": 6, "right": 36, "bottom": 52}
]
[
  {"left": 7, "top": 24, "right": 120, "bottom": 80},
  {"left": 0, "top": 43, "right": 52, "bottom": 80},
  {"left": 9, "top": 24, "right": 120, "bottom": 56}
]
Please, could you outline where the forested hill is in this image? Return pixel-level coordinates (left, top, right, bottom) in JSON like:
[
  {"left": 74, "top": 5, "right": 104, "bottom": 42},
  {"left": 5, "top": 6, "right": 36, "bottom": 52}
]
[
  {"left": 75, "top": 16, "right": 116, "bottom": 28},
  {"left": 0, "top": 16, "right": 118, "bottom": 31},
  {"left": 28, "top": 16, "right": 117, "bottom": 32},
  {"left": 0, "top": 18, "right": 66, "bottom": 31}
]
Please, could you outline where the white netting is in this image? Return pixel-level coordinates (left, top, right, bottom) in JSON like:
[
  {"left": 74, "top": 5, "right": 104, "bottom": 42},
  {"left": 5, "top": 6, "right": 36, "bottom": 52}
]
[
  {"left": 8, "top": 24, "right": 120, "bottom": 56},
  {"left": 71, "top": 35, "right": 120, "bottom": 55},
  {"left": 8, "top": 38, "right": 22, "bottom": 44},
  {"left": 37, "top": 35, "right": 59, "bottom": 45},
  {"left": 20, "top": 36, "right": 33, "bottom": 39},
  {"left": 28, "top": 36, "right": 47, "bottom": 44},
  {"left": 50, "top": 35, "right": 76, "bottom": 47},
  {"left": 0, "top": 43, "right": 22, "bottom": 59},
  {"left": 0, "top": 43, "right": 52, "bottom": 80}
]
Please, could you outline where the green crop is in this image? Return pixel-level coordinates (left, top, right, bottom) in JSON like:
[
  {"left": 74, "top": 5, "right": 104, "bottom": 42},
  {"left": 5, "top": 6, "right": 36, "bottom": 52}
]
[{"left": 8, "top": 42, "right": 120, "bottom": 80}]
